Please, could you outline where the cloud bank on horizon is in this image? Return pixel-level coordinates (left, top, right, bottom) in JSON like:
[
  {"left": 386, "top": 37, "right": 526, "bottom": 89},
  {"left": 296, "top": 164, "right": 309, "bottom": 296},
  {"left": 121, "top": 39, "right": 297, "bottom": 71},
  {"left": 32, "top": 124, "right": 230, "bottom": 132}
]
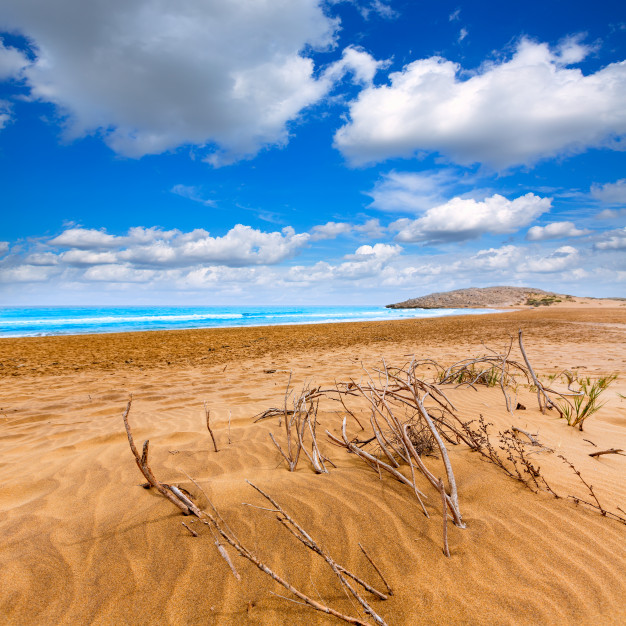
[{"left": 0, "top": 0, "right": 624, "bottom": 304}]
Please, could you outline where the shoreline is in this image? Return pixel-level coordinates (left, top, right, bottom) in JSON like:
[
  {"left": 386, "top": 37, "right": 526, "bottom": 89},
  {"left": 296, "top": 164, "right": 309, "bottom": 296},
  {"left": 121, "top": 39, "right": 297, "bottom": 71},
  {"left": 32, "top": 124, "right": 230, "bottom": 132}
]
[
  {"left": 2, "top": 306, "right": 625, "bottom": 379},
  {"left": 0, "top": 306, "right": 506, "bottom": 339}
]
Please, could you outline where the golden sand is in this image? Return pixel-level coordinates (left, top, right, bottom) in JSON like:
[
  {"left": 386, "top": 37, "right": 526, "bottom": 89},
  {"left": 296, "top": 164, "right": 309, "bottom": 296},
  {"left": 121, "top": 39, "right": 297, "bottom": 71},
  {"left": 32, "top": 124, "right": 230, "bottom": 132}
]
[{"left": 1, "top": 306, "right": 625, "bottom": 624}]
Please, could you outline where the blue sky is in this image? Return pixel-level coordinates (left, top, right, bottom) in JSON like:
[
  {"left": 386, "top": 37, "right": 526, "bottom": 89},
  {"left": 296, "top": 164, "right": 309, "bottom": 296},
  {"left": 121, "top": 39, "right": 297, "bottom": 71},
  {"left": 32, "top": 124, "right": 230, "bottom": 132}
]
[{"left": 0, "top": 0, "right": 625, "bottom": 305}]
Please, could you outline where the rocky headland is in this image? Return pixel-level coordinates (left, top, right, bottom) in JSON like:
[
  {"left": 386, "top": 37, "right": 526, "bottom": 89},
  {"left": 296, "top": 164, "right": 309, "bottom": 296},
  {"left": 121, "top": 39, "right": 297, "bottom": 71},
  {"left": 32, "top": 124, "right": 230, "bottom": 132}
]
[{"left": 386, "top": 286, "right": 565, "bottom": 309}]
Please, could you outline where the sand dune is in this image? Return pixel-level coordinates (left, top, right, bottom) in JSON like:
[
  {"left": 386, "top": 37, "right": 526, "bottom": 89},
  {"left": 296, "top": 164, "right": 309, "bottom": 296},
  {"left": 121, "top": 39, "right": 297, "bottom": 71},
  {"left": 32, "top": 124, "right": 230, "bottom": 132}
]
[{"left": 1, "top": 307, "right": 625, "bottom": 624}]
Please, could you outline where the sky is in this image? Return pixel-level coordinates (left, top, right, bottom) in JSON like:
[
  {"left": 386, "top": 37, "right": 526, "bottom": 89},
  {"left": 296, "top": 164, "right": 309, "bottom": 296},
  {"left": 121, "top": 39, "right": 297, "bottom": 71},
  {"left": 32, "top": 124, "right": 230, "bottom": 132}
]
[{"left": 0, "top": 0, "right": 625, "bottom": 306}]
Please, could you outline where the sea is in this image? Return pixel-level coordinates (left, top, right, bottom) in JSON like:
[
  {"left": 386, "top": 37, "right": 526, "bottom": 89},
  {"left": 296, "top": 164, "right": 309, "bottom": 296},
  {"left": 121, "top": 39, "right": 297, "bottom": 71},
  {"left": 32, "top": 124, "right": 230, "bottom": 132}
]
[{"left": 0, "top": 305, "right": 502, "bottom": 338}]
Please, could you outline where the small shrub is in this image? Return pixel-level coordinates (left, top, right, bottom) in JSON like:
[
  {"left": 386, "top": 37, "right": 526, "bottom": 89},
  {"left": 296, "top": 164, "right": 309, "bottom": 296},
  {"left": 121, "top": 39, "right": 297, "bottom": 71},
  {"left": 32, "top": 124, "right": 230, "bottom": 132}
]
[{"left": 558, "top": 373, "right": 617, "bottom": 430}]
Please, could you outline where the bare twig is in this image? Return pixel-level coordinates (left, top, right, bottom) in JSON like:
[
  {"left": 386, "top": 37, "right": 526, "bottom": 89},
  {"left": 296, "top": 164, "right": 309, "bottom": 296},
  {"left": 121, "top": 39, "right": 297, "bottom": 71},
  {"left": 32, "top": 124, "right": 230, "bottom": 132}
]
[
  {"left": 182, "top": 522, "right": 198, "bottom": 537},
  {"left": 589, "top": 448, "right": 624, "bottom": 458},
  {"left": 438, "top": 478, "right": 450, "bottom": 558},
  {"left": 204, "top": 402, "right": 219, "bottom": 452},
  {"left": 511, "top": 427, "right": 541, "bottom": 446},
  {"left": 358, "top": 543, "right": 393, "bottom": 597}
]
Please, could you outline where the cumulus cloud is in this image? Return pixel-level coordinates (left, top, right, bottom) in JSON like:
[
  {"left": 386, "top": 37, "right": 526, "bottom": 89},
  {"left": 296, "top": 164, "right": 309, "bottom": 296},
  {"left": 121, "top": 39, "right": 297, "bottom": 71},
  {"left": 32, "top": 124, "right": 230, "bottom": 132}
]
[
  {"left": 49, "top": 228, "right": 119, "bottom": 250},
  {"left": 520, "top": 245, "right": 579, "bottom": 273},
  {"left": 334, "top": 38, "right": 626, "bottom": 168},
  {"left": 1, "top": 0, "right": 363, "bottom": 164},
  {"left": 326, "top": 46, "right": 388, "bottom": 86},
  {"left": 0, "top": 241, "right": 9, "bottom": 256},
  {"left": 526, "top": 221, "right": 590, "bottom": 241},
  {"left": 353, "top": 218, "right": 386, "bottom": 239},
  {"left": 368, "top": 170, "right": 457, "bottom": 213},
  {"left": 309, "top": 219, "right": 387, "bottom": 241},
  {"left": 309, "top": 221, "right": 352, "bottom": 241},
  {"left": 287, "top": 242, "right": 401, "bottom": 282},
  {"left": 594, "top": 227, "right": 626, "bottom": 250},
  {"left": 0, "top": 264, "right": 56, "bottom": 283},
  {"left": 47, "top": 224, "right": 310, "bottom": 268},
  {"left": 591, "top": 179, "right": 626, "bottom": 205},
  {"left": 344, "top": 243, "right": 400, "bottom": 262},
  {"left": 391, "top": 193, "right": 551, "bottom": 244}
]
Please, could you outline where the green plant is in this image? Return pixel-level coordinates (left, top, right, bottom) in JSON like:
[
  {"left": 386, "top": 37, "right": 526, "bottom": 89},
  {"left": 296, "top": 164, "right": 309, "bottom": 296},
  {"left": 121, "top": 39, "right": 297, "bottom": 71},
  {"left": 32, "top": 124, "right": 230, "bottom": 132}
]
[
  {"left": 558, "top": 373, "right": 617, "bottom": 431},
  {"left": 525, "top": 295, "right": 562, "bottom": 307}
]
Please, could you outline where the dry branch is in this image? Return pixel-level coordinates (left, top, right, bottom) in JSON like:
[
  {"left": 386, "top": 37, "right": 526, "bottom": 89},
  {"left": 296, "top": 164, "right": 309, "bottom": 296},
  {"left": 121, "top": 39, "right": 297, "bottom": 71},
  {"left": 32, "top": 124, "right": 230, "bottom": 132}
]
[
  {"left": 204, "top": 402, "right": 219, "bottom": 452},
  {"left": 589, "top": 448, "right": 624, "bottom": 458},
  {"left": 559, "top": 455, "right": 626, "bottom": 524},
  {"left": 123, "top": 402, "right": 384, "bottom": 624},
  {"left": 438, "top": 478, "right": 450, "bottom": 558}
]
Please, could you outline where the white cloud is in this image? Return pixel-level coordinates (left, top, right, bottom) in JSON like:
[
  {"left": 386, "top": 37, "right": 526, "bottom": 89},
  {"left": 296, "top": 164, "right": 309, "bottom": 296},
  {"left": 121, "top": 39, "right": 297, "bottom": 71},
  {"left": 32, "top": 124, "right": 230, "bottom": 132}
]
[
  {"left": 171, "top": 185, "right": 215, "bottom": 207},
  {"left": 466, "top": 245, "right": 521, "bottom": 271},
  {"left": 520, "top": 245, "right": 579, "bottom": 273},
  {"left": 526, "top": 221, "right": 590, "bottom": 241},
  {"left": 591, "top": 179, "right": 626, "bottom": 204},
  {"left": 309, "top": 221, "right": 352, "bottom": 241},
  {"left": 0, "top": 241, "right": 9, "bottom": 256},
  {"left": 49, "top": 228, "right": 119, "bottom": 250},
  {"left": 83, "top": 265, "right": 158, "bottom": 283},
  {"left": 334, "top": 38, "right": 626, "bottom": 168},
  {"left": 46, "top": 224, "right": 310, "bottom": 268},
  {"left": 287, "top": 242, "right": 401, "bottom": 282},
  {"left": 368, "top": 170, "right": 456, "bottom": 213},
  {"left": 330, "top": 1, "right": 398, "bottom": 21},
  {"left": 596, "top": 208, "right": 626, "bottom": 219},
  {"left": 0, "top": 39, "right": 29, "bottom": 80},
  {"left": 59, "top": 250, "right": 118, "bottom": 266},
  {"left": 458, "top": 28, "right": 468, "bottom": 43},
  {"left": 354, "top": 218, "right": 386, "bottom": 238},
  {"left": 2, "top": 0, "right": 344, "bottom": 164},
  {"left": 392, "top": 193, "right": 551, "bottom": 243},
  {"left": 325, "top": 46, "right": 388, "bottom": 86},
  {"left": 345, "top": 242, "right": 401, "bottom": 262},
  {"left": 594, "top": 227, "right": 626, "bottom": 250},
  {"left": 0, "top": 100, "right": 12, "bottom": 130},
  {"left": 0, "top": 264, "right": 57, "bottom": 283}
]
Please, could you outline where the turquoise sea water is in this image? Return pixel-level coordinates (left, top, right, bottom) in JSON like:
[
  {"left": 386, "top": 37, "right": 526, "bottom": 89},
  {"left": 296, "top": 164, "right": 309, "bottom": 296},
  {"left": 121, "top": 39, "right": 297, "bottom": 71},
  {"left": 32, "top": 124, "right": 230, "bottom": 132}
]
[{"left": 0, "top": 305, "right": 502, "bottom": 338}]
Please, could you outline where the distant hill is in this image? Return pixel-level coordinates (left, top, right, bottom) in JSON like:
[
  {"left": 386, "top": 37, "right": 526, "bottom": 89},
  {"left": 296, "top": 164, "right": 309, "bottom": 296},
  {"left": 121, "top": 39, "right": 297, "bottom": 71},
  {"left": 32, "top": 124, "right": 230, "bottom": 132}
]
[{"left": 386, "top": 286, "right": 565, "bottom": 309}]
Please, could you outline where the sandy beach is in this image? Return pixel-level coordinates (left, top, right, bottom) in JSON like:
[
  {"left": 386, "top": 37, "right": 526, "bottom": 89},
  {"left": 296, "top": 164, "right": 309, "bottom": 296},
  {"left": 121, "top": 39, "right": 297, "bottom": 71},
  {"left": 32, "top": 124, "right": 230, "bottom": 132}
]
[{"left": 1, "top": 305, "right": 625, "bottom": 625}]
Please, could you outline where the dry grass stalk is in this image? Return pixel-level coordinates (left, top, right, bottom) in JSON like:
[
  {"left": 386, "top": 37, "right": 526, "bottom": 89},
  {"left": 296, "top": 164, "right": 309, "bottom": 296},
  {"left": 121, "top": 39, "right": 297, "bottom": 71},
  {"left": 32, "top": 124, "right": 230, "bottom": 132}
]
[{"left": 204, "top": 402, "right": 219, "bottom": 452}]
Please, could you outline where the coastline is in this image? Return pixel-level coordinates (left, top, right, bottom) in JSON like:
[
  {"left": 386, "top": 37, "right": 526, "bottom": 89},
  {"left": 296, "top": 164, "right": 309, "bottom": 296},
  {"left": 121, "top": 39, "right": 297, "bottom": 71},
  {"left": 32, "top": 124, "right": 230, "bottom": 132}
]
[
  {"left": 1, "top": 305, "right": 625, "bottom": 624},
  {"left": 2, "top": 305, "right": 625, "bottom": 379}
]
